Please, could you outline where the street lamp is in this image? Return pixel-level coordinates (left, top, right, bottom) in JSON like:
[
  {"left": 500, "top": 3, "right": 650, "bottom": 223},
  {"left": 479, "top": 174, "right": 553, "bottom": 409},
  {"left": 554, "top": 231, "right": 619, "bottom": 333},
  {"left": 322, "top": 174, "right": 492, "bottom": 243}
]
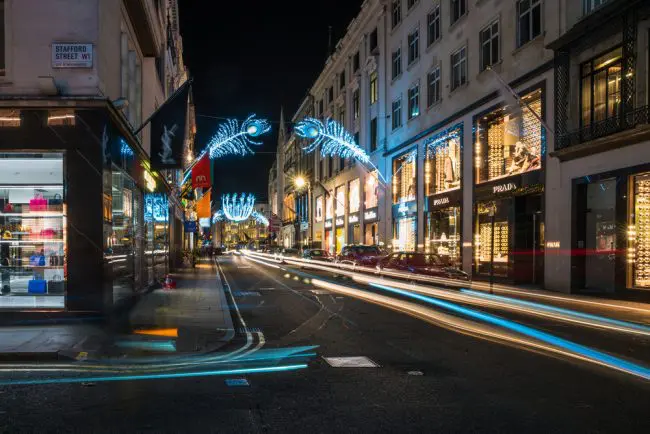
[
  {"left": 293, "top": 175, "right": 311, "bottom": 249},
  {"left": 294, "top": 176, "right": 307, "bottom": 189}
]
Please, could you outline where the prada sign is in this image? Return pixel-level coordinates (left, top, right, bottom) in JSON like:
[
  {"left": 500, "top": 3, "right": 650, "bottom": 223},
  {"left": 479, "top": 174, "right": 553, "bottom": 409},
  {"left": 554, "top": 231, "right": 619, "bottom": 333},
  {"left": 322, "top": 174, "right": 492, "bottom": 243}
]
[
  {"left": 364, "top": 206, "right": 379, "bottom": 222},
  {"left": 392, "top": 200, "right": 417, "bottom": 219},
  {"left": 426, "top": 189, "right": 461, "bottom": 211},
  {"left": 493, "top": 182, "right": 517, "bottom": 194}
]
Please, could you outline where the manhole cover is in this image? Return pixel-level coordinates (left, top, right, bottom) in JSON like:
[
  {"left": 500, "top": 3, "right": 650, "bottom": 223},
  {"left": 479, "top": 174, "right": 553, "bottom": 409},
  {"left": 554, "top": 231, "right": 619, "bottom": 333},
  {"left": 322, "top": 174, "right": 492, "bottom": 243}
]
[{"left": 323, "top": 356, "right": 379, "bottom": 368}]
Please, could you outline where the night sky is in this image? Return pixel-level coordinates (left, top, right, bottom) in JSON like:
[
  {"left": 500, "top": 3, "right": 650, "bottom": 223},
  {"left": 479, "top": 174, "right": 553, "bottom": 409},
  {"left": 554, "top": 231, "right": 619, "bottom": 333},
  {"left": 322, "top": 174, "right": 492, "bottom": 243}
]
[{"left": 178, "top": 0, "right": 364, "bottom": 201}]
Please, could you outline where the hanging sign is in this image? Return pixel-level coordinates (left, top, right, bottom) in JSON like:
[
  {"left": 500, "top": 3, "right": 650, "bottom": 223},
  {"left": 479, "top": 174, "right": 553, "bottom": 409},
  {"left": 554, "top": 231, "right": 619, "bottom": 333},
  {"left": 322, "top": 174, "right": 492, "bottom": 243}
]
[
  {"left": 364, "top": 207, "right": 379, "bottom": 222},
  {"left": 184, "top": 221, "right": 197, "bottom": 233}
]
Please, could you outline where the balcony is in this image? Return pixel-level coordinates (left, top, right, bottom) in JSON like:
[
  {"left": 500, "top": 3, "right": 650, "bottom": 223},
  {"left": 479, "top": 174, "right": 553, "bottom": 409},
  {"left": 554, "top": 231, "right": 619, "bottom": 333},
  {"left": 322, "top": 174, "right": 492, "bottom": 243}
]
[{"left": 553, "top": 105, "right": 650, "bottom": 160}]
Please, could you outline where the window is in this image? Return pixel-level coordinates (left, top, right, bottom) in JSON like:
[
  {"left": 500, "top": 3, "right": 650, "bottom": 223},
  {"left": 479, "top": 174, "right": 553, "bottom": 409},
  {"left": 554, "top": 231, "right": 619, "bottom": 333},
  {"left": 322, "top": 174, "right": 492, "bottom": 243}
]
[
  {"left": 408, "top": 28, "right": 420, "bottom": 65},
  {"left": 408, "top": 84, "right": 420, "bottom": 120},
  {"left": 335, "top": 186, "right": 345, "bottom": 217},
  {"left": 0, "top": 109, "right": 21, "bottom": 127},
  {"left": 339, "top": 106, "right": 346, "bottom": 125},
  {"left": 474, "top": 89, "right": 543, "bottom": 183},
  {"left": 392, "top": 0, "right": 402, "bottom": 28},
  {"left": 365, "top": 172, "right": 379, "bottom": 209},
  {"left": 328, "top": 86, "right": 334, "bottom": 103},
  {"left": 392, "top": 98, "right": 402, "bottom": 130},
  {"left": 326, "top": 195, "right": 333, "bottom": 219},
  {"left": 315, "top": 196, "right": 324, "bottom": 223},
  {"left": 393, "top": 151, "right": 417, "bottom": 203},
  {"left": 369, "top": 28, "right": 378, "bottom": 53},
  {"left": 318, "top": 99, "right": 324, "bottom": 116},
  {"left": 580, "top": 47, "right": 623, "bottom": 128},
  {"left": 0, "top": 153, "right": 66, "bottom": 309},
  {"left": 369, "top": 72, "right": 378, "bottom": 105},
  {"left": 427, "top": 5, "right": 441, "bottom": 46},
  {"left": 353, "top": 52, "right": 360, "bottom": 72},
  {"left": 425, "top": 126, "right": 462, "bottom": 195},
  {"left": 517, "top": 0, "right": 542, "bottom": 47},
  {"left": 407, "top": 0, "right": 418, "bottom": 10},
  {"left": 392, "top": 48, "right": 402, "bottom": 79},
  {"left": 480, "top": 20, "right": 500, "bottom": 71},
  {"left": 319, "top": 158, "right": 324, "bottom": 181},
  {"left": 451, "top": 0, "right": 467, "bottom": 25},
  {"left": 340, "top": 71, "right": 346, "bottom": 89},
  {"left": 47, "top": 109, "right": 76, "bottom": 127},
  {"left": 451, "top": 46, "right": 467, "bottom": 90},
  {"left": 427, "top": 67, "right": 441, "bottom": 107},
  {"left": 0, "top": 1, "right": 5, "bottom": 75},
  {"left": 349, "top": 179, "right": 360, "bottom": 213},
  {"left": 353, "top": 89, "right": 360, "bottom": 120},
  {"left": 370, "top": 117, "right": 378, "bottom": 152},
  {"left": 583, "top": 0, "right": 608, "bottom": 15},
  {"left": 328, "top": 156, "right": 333, "bottom": 178}
]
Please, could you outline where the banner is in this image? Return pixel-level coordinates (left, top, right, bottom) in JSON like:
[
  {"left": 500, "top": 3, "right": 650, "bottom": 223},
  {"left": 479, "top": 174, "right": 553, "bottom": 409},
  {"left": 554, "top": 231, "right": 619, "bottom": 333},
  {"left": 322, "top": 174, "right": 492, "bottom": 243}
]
[
  {"left": 149, "top": 81, "right": 191, "bottom": 170},
  {"left": 192, "top": 154, "right": 211, "bottom": 189},
  {"left": 196, "top": 190, "right": 212, "bottom": 221}
]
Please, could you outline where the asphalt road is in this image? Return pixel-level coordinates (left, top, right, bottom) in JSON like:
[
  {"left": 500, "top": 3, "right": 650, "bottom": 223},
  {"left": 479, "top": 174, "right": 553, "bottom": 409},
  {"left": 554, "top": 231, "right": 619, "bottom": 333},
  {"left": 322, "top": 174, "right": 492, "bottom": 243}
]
[{"left": 1, "top": 253, "right": 650, "bottom": 433}]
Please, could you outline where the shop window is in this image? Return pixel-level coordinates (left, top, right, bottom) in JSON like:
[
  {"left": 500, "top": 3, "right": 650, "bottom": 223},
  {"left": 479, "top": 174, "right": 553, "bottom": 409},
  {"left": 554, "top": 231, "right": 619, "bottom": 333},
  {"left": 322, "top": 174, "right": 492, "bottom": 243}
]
[
  {"left": 393, "top": 151, "right": 417, "bottom": 204},
  {"left": 335, "top": 185, "right": 345, "bottom": 217},
  {"left": 349, "top": 178, "right": 360, "bottom": 213},
  {"left": 110, "top": 171, "right": 136, "bottom": 296},
  {"left": 283, "top": 193, "right": 296, "bottom": 221},
  {"left": 475, "top": 89, "right": 543, "bottom": 183},
  {"left": 630, "top": 174, "right": 650, "bottom": 289},
  {"left": 425, "top": 126, "right": 461, "bottom": 195},
  {"left": 0, "top": 153, "right": 65, "bottom": 308},
  {"left": 580, "top": 47, "right": 622, "bottom": 128},
  {"left": 475, "top": 202, "right": 509, "bottom": 277},
  {"left": 394, "top": 217, "right": 416, "bottom": 251},
  {"left": 365, "top": 171, "right": 379, "bottom": 209},
  {"left": 425, "top": 207, "right": 460, "bottom": 265},
  {"left": 47, "top": 109, "right": 76, "bottom": 126},
  {"left": 0, "top": 109, "right": 21, "bottom": 127},
  {"left": 326, "top": 195, "right": 333, "bottom": 220},
  {"left": 315, "top": 195, "right": 323, "bottom": 223}
]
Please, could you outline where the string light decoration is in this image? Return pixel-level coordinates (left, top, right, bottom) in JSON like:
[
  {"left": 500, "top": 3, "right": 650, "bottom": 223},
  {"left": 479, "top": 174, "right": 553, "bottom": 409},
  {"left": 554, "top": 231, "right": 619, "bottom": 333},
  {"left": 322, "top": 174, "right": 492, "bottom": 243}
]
[
  {"left": 222, "top": 193, "right": 256, "bottom": 222},
  {"left": 207, "top": 114, "right": 271, "bottom": 159},
  {"left": 212, "top": 210, "right": 225, "bottom": 223},
  {"left": 120, "top": 138, "right": 134, "bottom": 157},
  {"left": 251, "top": 211, "right": 270, "bottom": 227},
  {"left": 296, "top": 117, "right": 386, "bottom": 183}
]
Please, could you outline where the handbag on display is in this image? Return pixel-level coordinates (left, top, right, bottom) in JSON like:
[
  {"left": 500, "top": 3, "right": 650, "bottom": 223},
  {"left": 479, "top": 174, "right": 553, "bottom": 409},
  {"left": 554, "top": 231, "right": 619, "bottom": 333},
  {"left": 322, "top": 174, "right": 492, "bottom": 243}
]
[
  {"left": 27, "top": 279, "right": 47, "bottom": 294},
  {"left": 47, "top": 275, "right": 65, "bottom": 294},
  {"left": 48, "top": 194, "right": 63, "bottom": 206},
  {"left": 3, "top": 202, "right": 13, "bottom": 213},
  {"left": 29, "top": 194, "right": 47, "bottom": 212}
]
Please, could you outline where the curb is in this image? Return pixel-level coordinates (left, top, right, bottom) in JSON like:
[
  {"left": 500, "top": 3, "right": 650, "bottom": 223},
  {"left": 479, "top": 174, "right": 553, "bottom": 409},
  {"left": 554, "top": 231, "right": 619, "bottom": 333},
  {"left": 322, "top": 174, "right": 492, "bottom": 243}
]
[
  {"left": 0, "top": 350, "right": 77, "bottom": 362},
  {"left": 213, "top": 259, "right": 236, "bottom": 344}
]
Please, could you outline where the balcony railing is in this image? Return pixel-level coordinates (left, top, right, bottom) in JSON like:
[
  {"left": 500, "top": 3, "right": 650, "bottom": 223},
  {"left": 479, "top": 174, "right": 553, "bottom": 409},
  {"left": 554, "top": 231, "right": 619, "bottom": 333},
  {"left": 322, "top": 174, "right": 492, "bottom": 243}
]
[{"left": 557, "top": 105, "right": 650, "bottom": 150}]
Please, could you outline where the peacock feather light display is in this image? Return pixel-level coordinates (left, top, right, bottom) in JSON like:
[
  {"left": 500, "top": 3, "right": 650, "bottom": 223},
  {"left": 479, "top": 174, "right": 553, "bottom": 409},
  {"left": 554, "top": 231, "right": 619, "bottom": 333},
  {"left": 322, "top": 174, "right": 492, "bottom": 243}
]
[
  {"left": 207, "top": 114, "right": 271, "bottom": 159},
  {"left": 251, "top": 211, "right": 269, "bottom": 227}
]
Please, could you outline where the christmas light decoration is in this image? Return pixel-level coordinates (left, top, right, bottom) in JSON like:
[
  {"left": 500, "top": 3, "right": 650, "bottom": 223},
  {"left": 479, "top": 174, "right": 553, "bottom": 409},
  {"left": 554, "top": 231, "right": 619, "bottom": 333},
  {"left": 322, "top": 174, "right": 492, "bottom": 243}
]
[
  {"left": 222, "top": 193, "right": 255, "bottom": 222},
  {"left": 251, "top": 211, "right": 269, "bottom": 227},
  {"left": 144, "top": 193, "right": 168, "bottom": 223},
  {"left": 120, "top": 138, "right": 134, "bottom": 157},
  {"left": 212, "top": 210, "right": 225, "bottom": 223},
  {"left": 207, "top": 114, "right": 271, "bottom": 159},
  {"left": 295, "top": 117, "right": 370, "bottom": 164}
]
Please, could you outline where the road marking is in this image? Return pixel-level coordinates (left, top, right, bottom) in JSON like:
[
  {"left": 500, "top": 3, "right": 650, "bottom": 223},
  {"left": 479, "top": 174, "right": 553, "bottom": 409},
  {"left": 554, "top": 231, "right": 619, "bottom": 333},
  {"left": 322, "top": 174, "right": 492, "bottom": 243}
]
[
  {"left": 232, "top": 291, "right": 261, "bottom": 297},
  {"left": 408, "top": 370, "right": 424, "bottom": 376},
  {"left": 258, "top": 287, "right": 276, "bottom": 291},
  {"left": 238, "top": 327, "right": 262, "bottom": 334},
  {"left": 225, "top": 378, "right": 250, "bottom": 387},
  {"left": 323, "top": 356, "right": 379, "bottom": 368},
  {"left": 310, "top": 289, "right": 330, "bottom": 295}
]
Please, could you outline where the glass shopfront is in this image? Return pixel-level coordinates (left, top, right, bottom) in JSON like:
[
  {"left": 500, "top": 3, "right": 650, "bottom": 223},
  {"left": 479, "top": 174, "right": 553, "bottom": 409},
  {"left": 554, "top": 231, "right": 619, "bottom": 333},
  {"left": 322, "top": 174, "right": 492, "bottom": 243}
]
[
  {"left": 0, "top": 153, "right": 66, "bottom": 309},
  {"left": 145, "top": 193, "right": 169, "bottom": 283},
  {"left": 349, "top": 179, "right": 360, "bottom": 244},
  {"left": 108, "top": 170, "right": 137, "bottom": 301},
  {"left": 392, "top": 150, "right": 418, "bottom": 252},
  {"left": 425, "top": 206, "right": 460, "bottom": 266},
  {"left": 335, "top": 185, "right": 346, "bottom": 252},
  {"left": 475, "top": 89, "right": 542, "bottom": 184},
  {"left": 425, "top": 125, "right": 462, "bottom": 195}
]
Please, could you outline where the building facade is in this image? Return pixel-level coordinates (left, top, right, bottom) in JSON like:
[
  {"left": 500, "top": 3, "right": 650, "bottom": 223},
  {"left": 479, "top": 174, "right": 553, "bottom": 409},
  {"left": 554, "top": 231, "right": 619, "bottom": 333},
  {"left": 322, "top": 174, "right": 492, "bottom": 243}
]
[
  {"left": 0, "top": 0, "right": 192, "bottom": 315},
  {"left": 546, "top": 0, "right": 650, "bottom": 294}
]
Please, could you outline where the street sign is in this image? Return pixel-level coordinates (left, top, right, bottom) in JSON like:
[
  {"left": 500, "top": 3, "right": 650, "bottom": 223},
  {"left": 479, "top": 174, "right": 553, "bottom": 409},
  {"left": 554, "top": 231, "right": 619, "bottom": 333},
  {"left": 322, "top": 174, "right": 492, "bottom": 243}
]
[
  {"left": 52, "top": 43, "right": 93, "bottom": 68},
  {"left": 184, "top": 221, "right": 197, "bottom": 233}
]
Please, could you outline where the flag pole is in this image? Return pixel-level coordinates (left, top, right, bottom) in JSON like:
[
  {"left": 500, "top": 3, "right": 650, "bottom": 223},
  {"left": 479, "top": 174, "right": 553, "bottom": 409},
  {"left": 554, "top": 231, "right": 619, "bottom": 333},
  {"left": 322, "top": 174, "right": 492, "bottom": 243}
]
[{"left": 133, "top": 78, "right": 193, "bottom": 136}]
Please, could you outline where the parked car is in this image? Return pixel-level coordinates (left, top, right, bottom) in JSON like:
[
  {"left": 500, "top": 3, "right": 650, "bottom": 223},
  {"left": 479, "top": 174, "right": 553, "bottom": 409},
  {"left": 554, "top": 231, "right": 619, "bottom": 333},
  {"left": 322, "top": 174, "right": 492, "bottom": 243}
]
[
  {"left": 336, "top": 245, "right": 383, "bottom": 267},
  {"left": 376, "top": 252, "right": 469, "bottom": 281},
  {"left": 302, "top": 249, "right": 334, "bottom": 262}
]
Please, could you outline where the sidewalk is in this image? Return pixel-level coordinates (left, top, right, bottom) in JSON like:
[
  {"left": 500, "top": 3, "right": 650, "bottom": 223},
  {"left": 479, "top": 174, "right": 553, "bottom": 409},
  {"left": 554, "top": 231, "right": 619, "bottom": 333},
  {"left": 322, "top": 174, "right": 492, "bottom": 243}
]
[{"left": 0, "top": 259, "right": 234, "bottom": 360}]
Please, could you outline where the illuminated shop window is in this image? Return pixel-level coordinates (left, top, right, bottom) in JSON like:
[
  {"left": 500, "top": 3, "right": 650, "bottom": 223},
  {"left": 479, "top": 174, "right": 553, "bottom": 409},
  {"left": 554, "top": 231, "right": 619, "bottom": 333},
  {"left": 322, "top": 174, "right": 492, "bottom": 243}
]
[
  {"left": 0, "top": 109, "right": 21, "bottom": 127},
  {"left": 335, "top": 185, "right": 345, "bottom": 217},
  {"left": 47, "top": 109, "right": 76, "bottom": 126},
  {"left": 475, "top": 89, "right": 542, "bottom": 184},
  {"left": 326, "top": 195, "right": 333, "bottom": 220},
  {"left": 315, "top": 195, "right": 323, "bottom": 223},
  {"left": 364, "top": 171, "right": 379, "bottom": 209},
  {"left": 349, "top": 178, "right": 360, "bottom": 213},
  {"left": 630, "top": 174, "right": 650, "bottom": 289},
  {"left": 393, "top": 151, "right": 417, "bottom": 203},
  {"left": 425, "top": 126, "right": 461, "bottom": 195}
]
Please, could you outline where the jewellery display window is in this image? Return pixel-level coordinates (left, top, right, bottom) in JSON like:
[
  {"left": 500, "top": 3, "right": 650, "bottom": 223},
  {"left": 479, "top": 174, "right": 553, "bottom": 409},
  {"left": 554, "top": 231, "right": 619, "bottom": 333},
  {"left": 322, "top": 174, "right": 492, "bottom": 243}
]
[
  {"left": 475, "top": 201, "right": 509, "bottom": 277},
  {"left": 425, "top": 207, "right": 460, "bottom": 266},
  {"left": 475, "top": 89, "right": 543, "bottom": 184},
  {"left": 629, "top": 173, "right": 650, "bottom": 289},
  {"left": 393, "top": 151, "right": 417, "bottom": 204},
  {"left": 0, "top": 153, "right": 66, "bottom": 309},
  {"left": 394, "top": 216, "right": 416, "bottom": 251}
]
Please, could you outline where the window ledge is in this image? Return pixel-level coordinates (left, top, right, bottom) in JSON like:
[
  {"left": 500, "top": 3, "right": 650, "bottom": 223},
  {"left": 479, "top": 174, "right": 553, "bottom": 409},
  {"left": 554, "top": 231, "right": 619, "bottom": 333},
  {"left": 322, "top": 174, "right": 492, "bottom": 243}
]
[
  {"left": 391, "top": 73, "right": 403, "bottom": 84},
  {"left": 512, "top": 32, "right": 546, "bottom": 56},
  {"left": 449, "top": 81, "right": 469, "bottom": 96},
  {"left": 449, "top": 12, "right": 469, "bottom": 33},
  {"left": 390, "top": 21, "right": 403, "bottom": 35},
  {"left": 426, "top": 38, "right": 442, "bottom": 54},
  {"left": 407, "top": 58, "right": 420, "bottom": 71},
  {"left": 427, "top": 98, "right": 443, "bottom": 112},
  {"left": 407, "top": 114, "right": 420, "bottom": 124},
  {"left": 477, "top": 60, "right": 503, "bottom": 79}
]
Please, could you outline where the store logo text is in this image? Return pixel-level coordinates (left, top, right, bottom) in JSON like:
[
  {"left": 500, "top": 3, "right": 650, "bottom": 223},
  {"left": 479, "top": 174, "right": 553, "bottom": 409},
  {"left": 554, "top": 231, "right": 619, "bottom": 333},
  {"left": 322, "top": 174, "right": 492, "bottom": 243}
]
[{"left": 493, "top": 182, "right": 517, "bottom": 194}]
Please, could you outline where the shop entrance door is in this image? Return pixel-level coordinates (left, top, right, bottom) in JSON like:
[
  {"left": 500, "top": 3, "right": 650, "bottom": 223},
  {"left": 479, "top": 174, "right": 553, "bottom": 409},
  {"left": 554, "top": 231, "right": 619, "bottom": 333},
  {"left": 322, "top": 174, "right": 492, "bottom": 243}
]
[{"left": 585, "top": 179, "right": 617, "bottom": 292}]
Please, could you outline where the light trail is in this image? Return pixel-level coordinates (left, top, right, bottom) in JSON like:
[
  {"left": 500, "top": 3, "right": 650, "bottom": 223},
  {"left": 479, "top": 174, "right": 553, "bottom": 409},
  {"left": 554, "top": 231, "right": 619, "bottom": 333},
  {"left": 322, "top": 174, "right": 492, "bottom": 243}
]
[{"left": 242, "top": 251, "right": 650, "bottom": 336}]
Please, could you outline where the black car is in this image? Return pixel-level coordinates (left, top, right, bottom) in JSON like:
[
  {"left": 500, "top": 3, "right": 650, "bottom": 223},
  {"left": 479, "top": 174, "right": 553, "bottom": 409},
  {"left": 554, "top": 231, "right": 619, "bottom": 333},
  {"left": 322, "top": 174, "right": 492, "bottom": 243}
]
[
  {"left": 302, "top": 249, "right": 334, "bottom": 262},
  {"left": 336, "top": 245, "right": 383, "bottom": 267}
]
